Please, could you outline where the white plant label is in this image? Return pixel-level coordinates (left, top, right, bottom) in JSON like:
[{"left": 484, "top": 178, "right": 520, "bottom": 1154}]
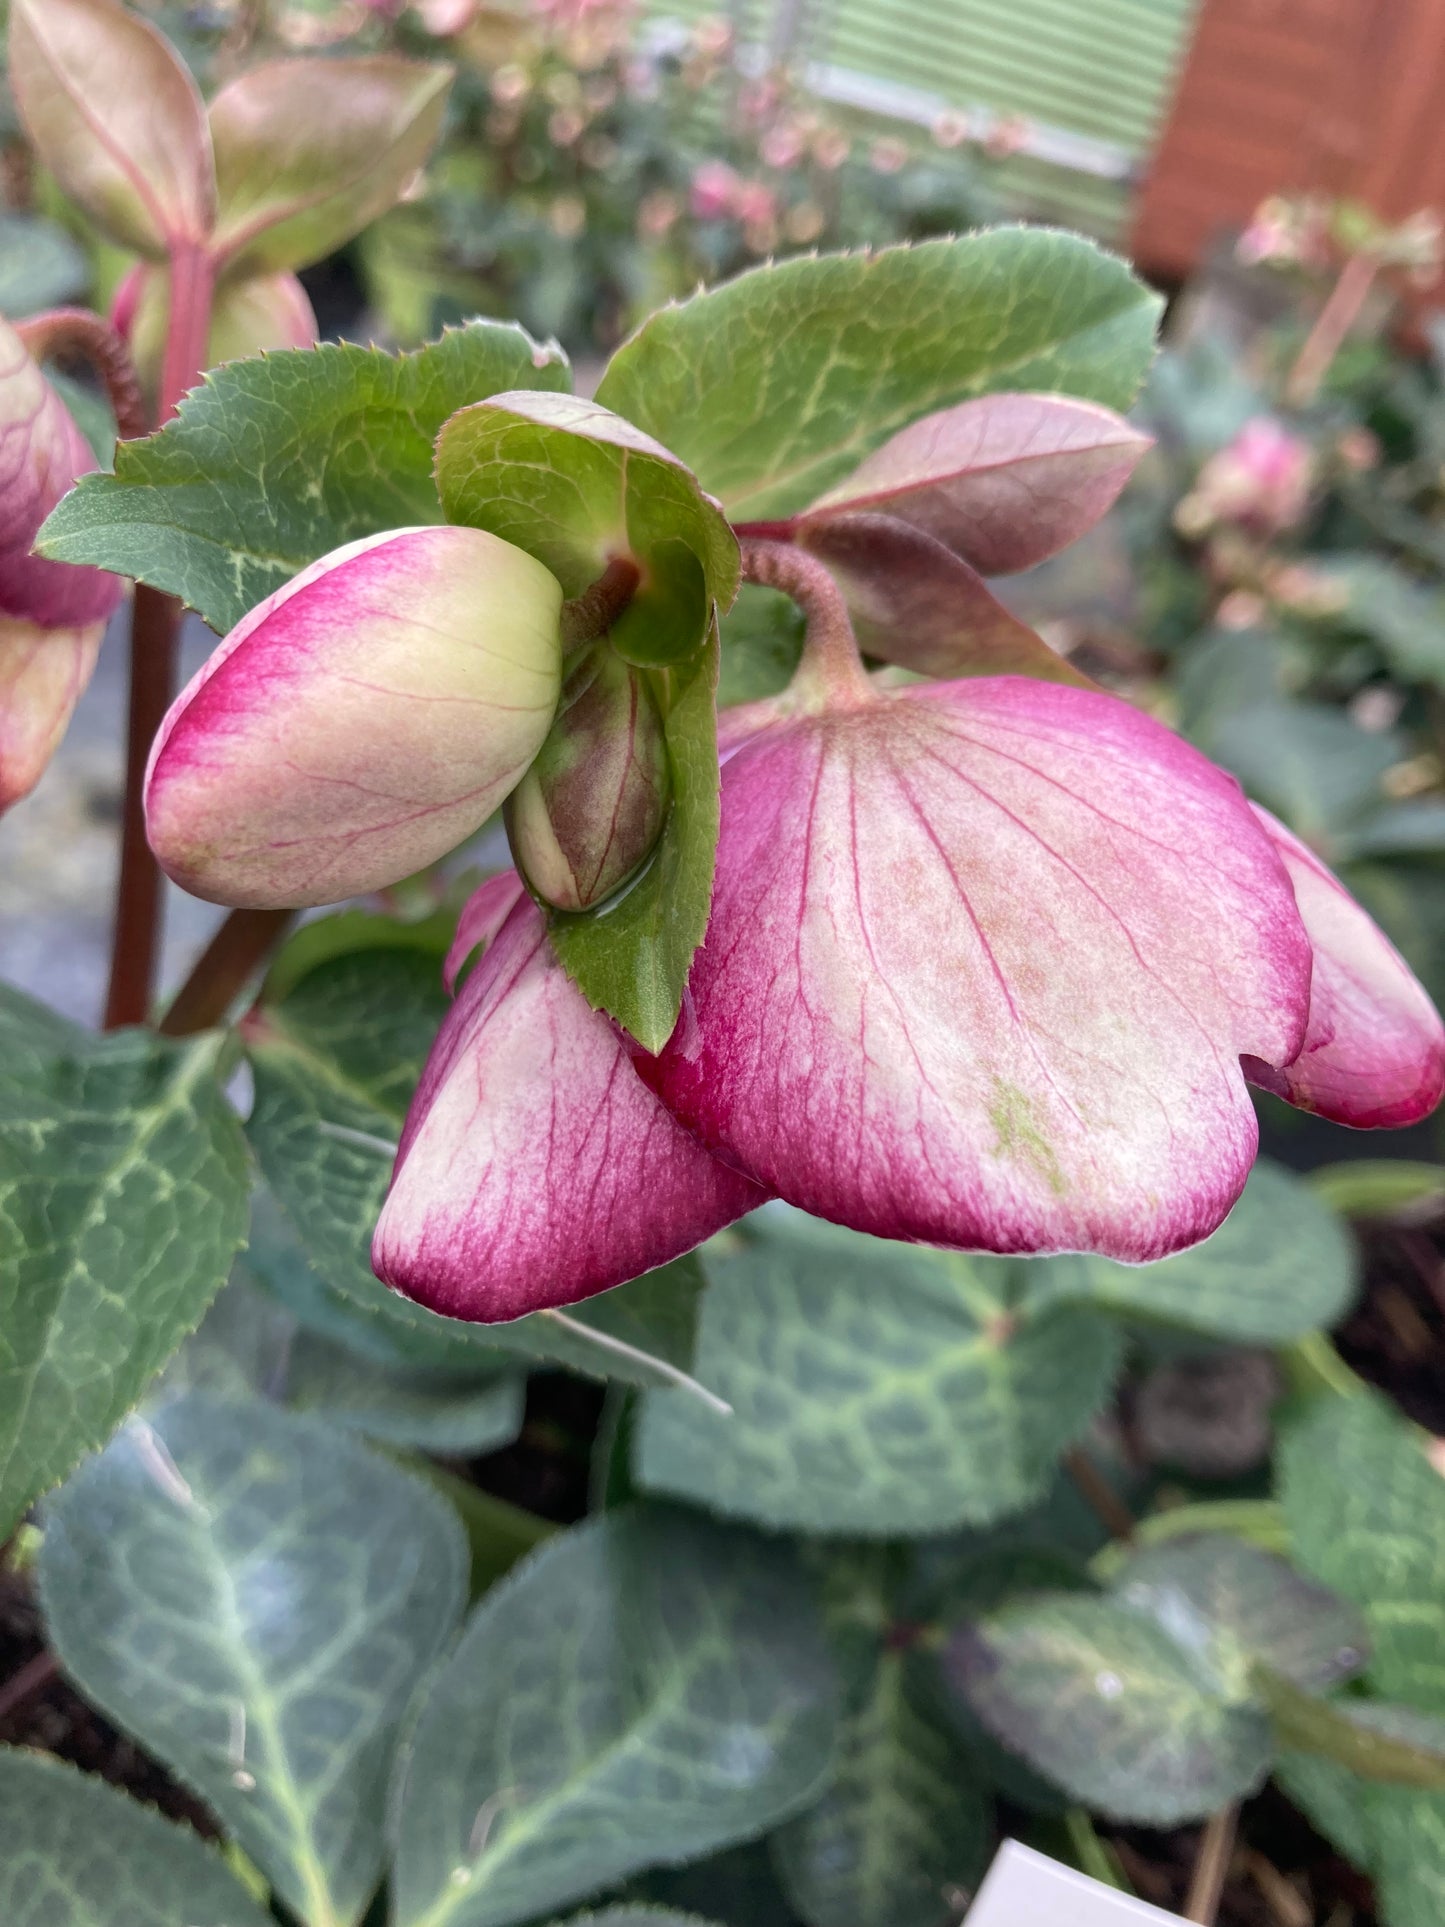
[{"left": 966, "top": 1840, "right": 1183, "bottom": 1925}]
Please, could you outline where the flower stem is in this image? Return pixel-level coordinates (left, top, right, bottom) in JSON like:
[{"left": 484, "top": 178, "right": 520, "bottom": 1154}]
[
  {"left": 1285, "top": 249, "right": 1379, "bottom": 407},
  {"left": 1182, "top": 1804, "right": 1239, "bottom": 1924},
  {"left": 738, "top": 537, "right": 873, "bottom": 708},
  {"left": 103, "top": 244, "right": 216, "bottom": 1029},
  {"left": 158, "top": 907, "right": 295, "bottom": 1037},
  {"left": 14, "top": 308, "right": 147, "bottom": 439}
]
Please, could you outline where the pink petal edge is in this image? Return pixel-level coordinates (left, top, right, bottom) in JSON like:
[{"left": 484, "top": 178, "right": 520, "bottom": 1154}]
[
  {"left": 374, "top": 889, "right": 767, "bottom": 1320},
  {"left": 1245, "top": 804, "right": 1445, "bottom": 1127},
  {"left": 648, "top": 676, "right": 1314, "bottom": 1263}
]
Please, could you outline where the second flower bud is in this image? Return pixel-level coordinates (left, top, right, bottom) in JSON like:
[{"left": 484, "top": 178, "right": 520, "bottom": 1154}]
[{"left": 506, "top": 640, "right": 671, "bottom": 913}]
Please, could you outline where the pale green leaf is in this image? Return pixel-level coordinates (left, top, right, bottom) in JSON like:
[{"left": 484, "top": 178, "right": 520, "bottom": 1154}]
[
  {"left": 392, "top": 1506, "right": 839, "bottom": 1927},
  {"left": 39, "top": 1391, "right": 468, "bottom": 1927}
]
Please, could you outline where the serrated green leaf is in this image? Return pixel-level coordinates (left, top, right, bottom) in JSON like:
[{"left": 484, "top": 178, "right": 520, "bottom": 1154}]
[
  {"left": 547, "top": 620, "right": 720, "bottom": 1049},
  {"left": 38, "top": 323, "right": 571, "bottom": 634},
  {"left": 771, "top": 1650, "right": 989, "bottom": 1927},
  {"left": 1281, "top": 1394, "right": 1445, "bottom": 1709},
  {"left": 633, "top": 1841, "right": 803, "bottom": 1927},
  {"left": 635, "top": 1211, "right": 1120, "bottom": 1535},
  {"left": 1275, "top": 1750, "right": 1373, "bottom": 1872},
  {"left": 0, "top": 1749, "right": 275, "bottom": 1927},
  {"left": 391, "top": 1505, "right": 840, "bottom": 1927},
  {"left": 0, "top": 1006, "right": 249, "bottom": 1539},
  {"left": 436, "top": 391, "right": 738, "bottom": 664},
  {"left": 595, "top": 231, "right": 1162, "bottom": 520},
  {"left": 1035, "top": 1157, "right": 1357, "bottom": 1343},
  {"left": 553, "top": 1914, "right": 727, "bottom": 1927},
  {"left": 1258, "top": 1672, "right": 1445, "bottom": 1788},
  {"left": 39, "top": 1391, "right": 468, "bottom": 1927},
  {"left": 948, "top": 1592, "right": 1272, "bottom": 1824}
]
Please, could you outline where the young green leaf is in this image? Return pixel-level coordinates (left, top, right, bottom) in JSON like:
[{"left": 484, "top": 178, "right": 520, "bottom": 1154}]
[
  {"left": 0, "top": 1004, "right": 249, "bottom": 1539},
  {"left": 39, "top": 1391, "right": 469, "bottom": 1927},
  {"left": 391, "top": 1506, "right": 840, "bottom": 1927},
  {"left": 436, "top": 390, "right": 738, "bottom": 664},
  {"left": 800, "top": 392, "right": 1150, "bottom": 575},
  {"left": 209, "top": 56, "right": 452, "bottom": 278},
  {"left": 546, "top": 621, "right": 721, "bottom": 1049},
  {"left": 635, "top": 1210, "right": 1121, "bottom": 1534},
  {"left": 595, "top": 231, "right": 1162, "bottom": 519},
  {"left": 0, "top": 1749, "right": 275, "bottom": 1927},
  {"left": 38, "top": 325, "right": 570, "bottom": 634},
  {"left": 1033, "top": 1157, "right": 1358, "bottom": 1343},
  {"left": 7, "top": 0, "right": 215, "bottom": 258}
]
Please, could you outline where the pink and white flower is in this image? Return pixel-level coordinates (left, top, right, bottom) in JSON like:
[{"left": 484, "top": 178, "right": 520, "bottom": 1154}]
[
  {"left": 145, "top": 525, "right": 563, "bottom": 906},
  {"left": 0, "top": 314, "right": 124, "bottom": 809}
]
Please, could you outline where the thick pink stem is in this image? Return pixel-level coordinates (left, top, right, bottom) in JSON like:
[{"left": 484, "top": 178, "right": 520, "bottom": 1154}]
[{"left": 738, "top": 537, "right": 873, "bottom": 709}]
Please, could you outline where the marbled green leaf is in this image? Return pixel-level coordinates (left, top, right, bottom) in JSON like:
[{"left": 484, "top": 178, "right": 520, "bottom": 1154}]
[
  {"left": 0, "top": 997, "right": 249, "bottom": 1538},
  {"left": 771, "top": 1649, "right": 989, "bottom": 1927},
  {"left": 39, "top": 1391, "right": 468, "bottom": 1927},
  {"left": 0, "top": 1749, "right": 274, "bottom": 1927},
  {"left": 635, "top": 1211, "right": 1121, "bottom": 1534},
  {"left": 546, "top": 622, "right": 720, "bottom": 1049},
  {"left": 1035, "top": 1158, "right": 1358, "bottom": 1343},
  {"left": 391, "top": 1506, "right": 840, "bottom": 1927},
  {"left": 283, "top": 1329, "right": 525, "bottom": 1455},
  {"left": 552, "top": 1915, "right": 726, "bottom": 1927},
  {"left": 1368, "top": 1789, "right": 1445, "bottom": 1927},
  {"left": 436, "top": 391, "right": 738, "bottom": 663},
  {"left": 948, "top": 1592, "right": 1272, "bottom": 1824},
  {"left": 596, "top": 231, "right": 1162, "bottom": 520},
  {"left": 1111, "top": 1535, "right": 1367, "bottom": 1696},
  {"left": 38, "top": 322, "right": 570, "bottom": 633},
  {"left": 1281, "top": 1394, "right": 1445, "bottom": 1709}
]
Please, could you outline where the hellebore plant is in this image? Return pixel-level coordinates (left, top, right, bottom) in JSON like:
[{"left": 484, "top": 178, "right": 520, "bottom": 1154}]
[
  {"left": 58, "top": 243, "right": 1441, "bottom": 1320},
  {"left": 16, "top": 204, "right": 1445, "bottom": 1927}
]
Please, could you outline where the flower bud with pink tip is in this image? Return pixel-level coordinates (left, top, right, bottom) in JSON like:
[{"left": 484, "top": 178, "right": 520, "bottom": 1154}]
[
  {"left": 0, "top": 313, "right": 124, "bottom": 809},
  {"left": 505, "top": 640, "right": 670, "bottom": 912},
  {"left": 145, "top": 525, "right": 564, "bottom": 908}
]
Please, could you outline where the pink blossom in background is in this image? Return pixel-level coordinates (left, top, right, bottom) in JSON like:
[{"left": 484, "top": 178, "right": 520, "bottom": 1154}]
[
  {"left": 689, "top": 159, "right": 742, "bottom": 221},
  {"left": 1191, "top": 417, "right": 1314, "bottom": 536}
]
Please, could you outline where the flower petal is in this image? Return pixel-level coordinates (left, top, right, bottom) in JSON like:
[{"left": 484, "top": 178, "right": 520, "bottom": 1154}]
[
  {"left": 443, "top": 869, "right": 526, "bottom": 991},
  {"left": 145, "top": 525, "right": 562, "bottom": 908},
  {"left": 0, "top": 615, "right": 104, "bottom": 810},
  {"left": 374, "top": 892, "right": 766, "bottom": 1319},
  {"left": 1245, "top": 805, "right": 1445, "bottom": 1126},
  {"left": 650, "top": 677, "right": 1313, "bottom": 1262}
]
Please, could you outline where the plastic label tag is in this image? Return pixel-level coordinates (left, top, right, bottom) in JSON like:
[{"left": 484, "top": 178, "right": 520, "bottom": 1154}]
[{"left": 966, "top": 1840, "right": 1182, "bottom": 1924}]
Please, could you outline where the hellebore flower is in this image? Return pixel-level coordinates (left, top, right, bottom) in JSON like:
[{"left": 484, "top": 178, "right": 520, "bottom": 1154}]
[
  {"left": 145, "top": 525, "right": 564, "bottom": 907},
  {"left": 644, "top": 670, "right": 1445, "bottom": 1267},
  {"left": 372, "top": 874, "right": 766, "bottom": 1318},
  {"left": 0, "top": 314, "right": 124, "bottom": 809}
]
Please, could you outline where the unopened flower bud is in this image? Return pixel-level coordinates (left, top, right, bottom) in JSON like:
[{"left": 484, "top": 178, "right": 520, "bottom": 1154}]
[
  {"left": 146, "top": 525, "right": 563, "bottom": 908},
  {"left": 505, "top": 641, "right": 670, "bottom": 912}
]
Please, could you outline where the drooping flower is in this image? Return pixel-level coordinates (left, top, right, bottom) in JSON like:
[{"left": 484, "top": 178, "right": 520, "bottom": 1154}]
[
  {"left": 145, "top": 525, "right": 564, "bottom": 907},
  {"left": 372, "top": 877, "right": 766, "bottom": 1318},
  {"left": 1186, "top": 417, "right": 1313, "bottom": 537},
  {"left": 646, "top": 673, "right": 1319, "bottom": 1263},
  {"left": 0, "top": 314, "right": 124, "bottom": 809}
]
